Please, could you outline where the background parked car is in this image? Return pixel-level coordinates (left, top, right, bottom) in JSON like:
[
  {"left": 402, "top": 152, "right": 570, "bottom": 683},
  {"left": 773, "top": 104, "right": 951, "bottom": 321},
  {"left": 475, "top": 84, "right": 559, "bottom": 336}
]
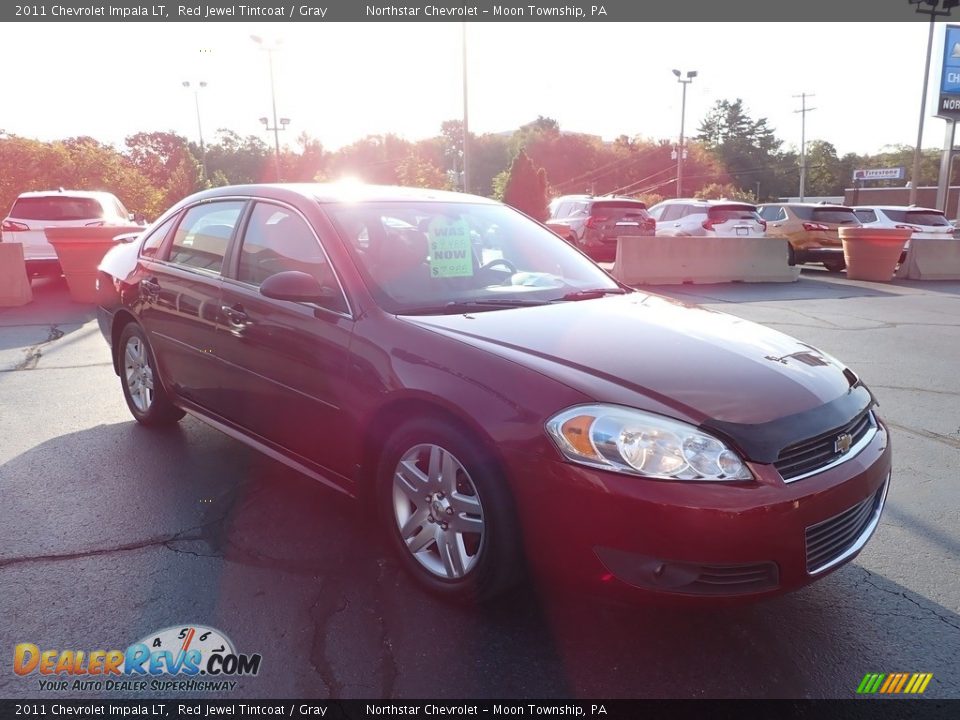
[
  {"left": 757, "top": 202, "right": 861, "bottom": 272},
  {"left": 546, "top": 195, "right": 654, "bottom": 261},
  {"left": 0, "top": 189, "right": 138, "bottom": 276},
  {"left": 647, "top": 199, "right": 767, "bottom": 237},
  {"left": 853, "top": 205, "right": 955, "bottom": 236}
]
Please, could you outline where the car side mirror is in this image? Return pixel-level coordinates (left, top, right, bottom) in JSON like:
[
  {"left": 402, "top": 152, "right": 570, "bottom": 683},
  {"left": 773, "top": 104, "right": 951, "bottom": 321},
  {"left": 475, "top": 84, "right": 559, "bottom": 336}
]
[{"left": 259, "top": 270, "right": 338, "bottom": 305}]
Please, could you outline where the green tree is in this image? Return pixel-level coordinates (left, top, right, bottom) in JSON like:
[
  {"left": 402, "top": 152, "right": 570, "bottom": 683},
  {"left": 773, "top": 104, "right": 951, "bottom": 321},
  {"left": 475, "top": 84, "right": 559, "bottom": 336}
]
[
  {"left": 125, "top": 131, "right": 202, "bottom": 207},
  {"left": 501, "top": 150, "right": 549, "bottom": 221},
  {"left": 697, "top": 98, "right": 785, "bottom": 197}
]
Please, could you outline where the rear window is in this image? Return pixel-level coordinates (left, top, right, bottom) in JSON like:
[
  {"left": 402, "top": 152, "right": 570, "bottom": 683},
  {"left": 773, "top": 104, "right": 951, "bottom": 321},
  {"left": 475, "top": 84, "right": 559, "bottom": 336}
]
[
  {"left": 591, "top": 200, "right": 647, "bottom": 211},
  {"left": 883, "top": 209, "right": 949, "bottom": 226},
  {"left": 707, "top": 204, "right": 759, "bottom": 221},
  {"left": 792, "top": 206, "right": 859, "bottom": 224},
  {"left": 10, "top": 196, "right": 105, "bottom": 221}
]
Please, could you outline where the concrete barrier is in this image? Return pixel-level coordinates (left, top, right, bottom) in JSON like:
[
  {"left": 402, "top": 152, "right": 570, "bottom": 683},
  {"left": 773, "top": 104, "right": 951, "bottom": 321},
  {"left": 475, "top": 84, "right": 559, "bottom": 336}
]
[
  {"left": 0, "top": 242, "right": 33, "bottom": 307},
  {"left": 612, "top": 235, "right": 799, "bottom": 285},
  {"left": 895, "top": 233, "right": 960, "bottom": 280}
]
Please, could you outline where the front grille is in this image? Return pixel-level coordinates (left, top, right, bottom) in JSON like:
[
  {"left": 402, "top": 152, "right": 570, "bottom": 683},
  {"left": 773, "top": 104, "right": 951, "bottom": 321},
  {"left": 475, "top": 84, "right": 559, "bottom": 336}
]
[
  {"left": 805, "top": 480, "right": 887, "bottom": 574},
  {"left": 775, "top": 410, "right": 875, "bottom": 481}
]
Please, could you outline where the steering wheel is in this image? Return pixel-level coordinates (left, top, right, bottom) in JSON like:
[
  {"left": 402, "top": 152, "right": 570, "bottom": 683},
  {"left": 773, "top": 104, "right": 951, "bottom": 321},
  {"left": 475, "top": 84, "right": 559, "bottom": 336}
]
[{"left": 479, "top": 257, "right": 519, "bottom": 274}]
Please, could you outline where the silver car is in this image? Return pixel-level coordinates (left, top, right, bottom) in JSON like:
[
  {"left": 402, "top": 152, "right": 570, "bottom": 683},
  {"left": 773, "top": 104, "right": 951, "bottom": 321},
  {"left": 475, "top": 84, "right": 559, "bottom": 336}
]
[{"left": 648, "top": 199, "right": 767, "bottom": 237}]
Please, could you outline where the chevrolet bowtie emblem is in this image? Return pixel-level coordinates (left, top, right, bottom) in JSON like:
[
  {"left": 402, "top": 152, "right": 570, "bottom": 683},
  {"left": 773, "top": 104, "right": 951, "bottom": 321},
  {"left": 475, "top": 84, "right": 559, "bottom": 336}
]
[{"left": 835, "top": 433, "right": 854, "bottom": 454}]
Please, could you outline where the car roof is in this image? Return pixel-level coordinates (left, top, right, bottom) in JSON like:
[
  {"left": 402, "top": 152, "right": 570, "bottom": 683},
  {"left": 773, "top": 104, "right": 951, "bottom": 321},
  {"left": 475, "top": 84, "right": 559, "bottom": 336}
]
[
  {"left": 552, "top": 194, "right": 644, "bottom": 204},
  {"left": 16, "top": 190, "right": 118, "bottom": 201},
  {"left": 761, "top": 202, "right": 854, "bottom": 209},
  {"left": 854, "top": 205, "right": 943, "bottom": 213},
  {"left": 192, "top": 183, "right": 499, "bottom": 205}
]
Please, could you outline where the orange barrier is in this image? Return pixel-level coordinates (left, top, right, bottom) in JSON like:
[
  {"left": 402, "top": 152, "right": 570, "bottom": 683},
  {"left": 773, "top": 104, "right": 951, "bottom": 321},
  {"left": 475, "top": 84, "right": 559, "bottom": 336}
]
[
  {"left": 612, "top": 235, "right": 798, "bottom": 285},
  {"left": 0, "top": 242, "right": 34, "bottom": 306},
  {"left": 839, "top": 227, "right": 911, "bottom": 282}
]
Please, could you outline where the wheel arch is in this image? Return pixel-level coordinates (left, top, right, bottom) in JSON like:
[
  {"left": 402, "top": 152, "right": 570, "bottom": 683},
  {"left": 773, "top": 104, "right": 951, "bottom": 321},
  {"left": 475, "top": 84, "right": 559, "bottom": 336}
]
[
  {"left": 109, "top": 309, "right": 140, "bottom": 375},
  {"left": 354, "top": 394, "right": 511, "bottom": 508}
]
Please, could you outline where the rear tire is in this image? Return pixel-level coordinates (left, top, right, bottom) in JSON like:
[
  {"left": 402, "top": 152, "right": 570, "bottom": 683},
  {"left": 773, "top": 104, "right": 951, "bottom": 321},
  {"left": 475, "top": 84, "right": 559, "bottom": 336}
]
[
  {"left": 376, "top": 417, "right": 523, "bottom": 603},
  {"left": 118, "top": 323, "right": 185, "bottom": 426},
  {"left": 823, "top": 257, "right": 846, "bottom": 273}
]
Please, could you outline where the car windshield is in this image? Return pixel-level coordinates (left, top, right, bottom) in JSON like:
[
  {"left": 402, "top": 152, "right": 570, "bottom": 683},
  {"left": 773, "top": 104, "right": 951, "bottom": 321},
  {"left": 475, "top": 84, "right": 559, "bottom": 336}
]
[
  {"left": 10, "top": 196, "right": 104, "bottom": 221},
  {"left": 325, "top": 201, "right": 621, "bottom": 314},
  {"left": 883, "top": 209, "right": 950, "bottom": 226}
]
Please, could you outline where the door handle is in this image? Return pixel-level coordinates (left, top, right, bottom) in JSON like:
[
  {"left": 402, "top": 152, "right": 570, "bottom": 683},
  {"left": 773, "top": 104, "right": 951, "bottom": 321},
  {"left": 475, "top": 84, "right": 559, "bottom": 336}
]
[{"left": 221, "top": 304, "right": 249, "bottom": 325}]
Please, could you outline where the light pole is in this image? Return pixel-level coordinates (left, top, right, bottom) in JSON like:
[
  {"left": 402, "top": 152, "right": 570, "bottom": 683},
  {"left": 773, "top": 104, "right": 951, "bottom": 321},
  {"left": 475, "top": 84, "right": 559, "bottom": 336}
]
[
  {"left": 461, "top": 22, "right": 470, "bottom": 194},
  {"left": 909, "top": 0, "right": 959, "bottom": 204},
  {"left": 672, "top": 69, "right": 697, "bottom": 198},
  {"left": 251, "top": 34, "right": 288, "bottom": 182},
  {"left": 182, "top": 81, "right": 208, "bottom": 183}
]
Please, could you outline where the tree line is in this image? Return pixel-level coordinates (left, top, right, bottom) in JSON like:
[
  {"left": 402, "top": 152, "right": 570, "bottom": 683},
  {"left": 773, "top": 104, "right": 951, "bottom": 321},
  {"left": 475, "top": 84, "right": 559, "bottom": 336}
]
[{"left": 0, "top": 99, "right": 943, "bottom": 221}]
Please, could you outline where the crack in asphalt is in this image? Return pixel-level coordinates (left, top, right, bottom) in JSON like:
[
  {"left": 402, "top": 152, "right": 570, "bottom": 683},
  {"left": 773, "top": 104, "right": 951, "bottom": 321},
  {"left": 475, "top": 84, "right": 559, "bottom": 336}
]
[
  {"left": 308, "top": 586, "right": 348, "bottom": 699},
  {"left": 885, "top": 421, "right": 960, "bottom": 450},
  {"left": 373, "top": 558, "right": 399, "bottom": 699},
  {"left": 856, "top": 568, "right": 960, "bottom": 633},
  {"left": 0, "top": 362, "right": 113, "bottom": 373},
  {"left": 11, "top": 325, "right": 64, "bottom": 371},
  {"left": 0, "top": 520, "right": 218, "bottom": 571},
  {"left": 870, "top": 384, "right": 960, "bottom": 398}
]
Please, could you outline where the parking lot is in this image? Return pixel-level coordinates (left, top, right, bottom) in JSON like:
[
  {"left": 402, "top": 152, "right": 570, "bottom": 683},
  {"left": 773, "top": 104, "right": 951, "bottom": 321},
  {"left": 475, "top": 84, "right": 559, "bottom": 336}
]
[{"left": 1, "top": 269, "right": 958, "bottom": 700}]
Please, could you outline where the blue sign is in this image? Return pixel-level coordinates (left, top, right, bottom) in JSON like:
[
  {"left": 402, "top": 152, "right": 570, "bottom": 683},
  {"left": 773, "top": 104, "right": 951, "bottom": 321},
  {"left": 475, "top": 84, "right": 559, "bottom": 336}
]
[{"left": 944, "top": 26, "right": 960, "bottom": 93}]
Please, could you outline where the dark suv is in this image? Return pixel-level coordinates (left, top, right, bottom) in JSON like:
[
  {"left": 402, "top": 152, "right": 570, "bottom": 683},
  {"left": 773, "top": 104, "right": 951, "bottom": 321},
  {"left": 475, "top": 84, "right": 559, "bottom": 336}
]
[{"left": 546, "top": 195, "right": 655, "bottom": 261}]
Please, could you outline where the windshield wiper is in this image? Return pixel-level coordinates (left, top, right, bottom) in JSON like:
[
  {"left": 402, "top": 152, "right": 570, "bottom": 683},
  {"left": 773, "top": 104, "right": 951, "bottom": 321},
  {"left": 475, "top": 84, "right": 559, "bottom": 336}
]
[
  {"left": 553, "top": 288, "right": 631, "bottom": 301},
  {"left": 400, "top": 298, "right": 547, "bottom": 315}
]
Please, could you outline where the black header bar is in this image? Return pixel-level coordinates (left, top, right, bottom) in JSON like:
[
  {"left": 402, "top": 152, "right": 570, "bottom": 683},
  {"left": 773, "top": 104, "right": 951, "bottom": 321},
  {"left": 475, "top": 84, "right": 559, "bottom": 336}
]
[{"left": 5, "top": 0, "right": 960, "bottom": 23}]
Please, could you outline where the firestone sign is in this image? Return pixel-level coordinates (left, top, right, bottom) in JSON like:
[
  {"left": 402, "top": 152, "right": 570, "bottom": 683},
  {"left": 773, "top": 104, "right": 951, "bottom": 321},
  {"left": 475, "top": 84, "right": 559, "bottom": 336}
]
[
  {"left": 939, "top": 25, "right": 960, "bottom": 116},
  {"left": 852, "top": 168, "right": 906, "bottom": 181}
]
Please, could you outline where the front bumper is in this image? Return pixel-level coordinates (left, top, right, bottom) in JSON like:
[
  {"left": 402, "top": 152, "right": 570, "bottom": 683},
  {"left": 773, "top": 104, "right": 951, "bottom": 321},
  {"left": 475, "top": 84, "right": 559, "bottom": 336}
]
[{"left": 507, "top": 419, "right": 891, "bottom": 600}]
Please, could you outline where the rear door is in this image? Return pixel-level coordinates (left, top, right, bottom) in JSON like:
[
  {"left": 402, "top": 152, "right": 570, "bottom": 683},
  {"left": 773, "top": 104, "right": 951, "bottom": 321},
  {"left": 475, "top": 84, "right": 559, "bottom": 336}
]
[
  {"left": 215, "top": 200, "right": 356, "bottom": 483},
  {"left": 139, "top": 199, "right": 246, "bottom": 410}
]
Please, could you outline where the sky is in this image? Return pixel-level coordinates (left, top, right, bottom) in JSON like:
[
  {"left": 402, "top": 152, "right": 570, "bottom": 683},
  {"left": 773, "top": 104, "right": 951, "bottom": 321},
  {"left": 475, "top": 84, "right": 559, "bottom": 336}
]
[{"left": 0, "top": 22, "right": 949, "bottom": 157}]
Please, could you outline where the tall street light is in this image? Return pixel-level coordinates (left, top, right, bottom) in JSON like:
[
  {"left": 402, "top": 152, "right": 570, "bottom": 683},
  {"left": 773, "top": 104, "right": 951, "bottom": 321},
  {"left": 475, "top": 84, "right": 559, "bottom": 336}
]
[
  {"left": 251, "top": 34, "right": 288, "bottom": 182},
  {"left": 461, "top": 22, "right": 470, "bottom": 194},
  {"left": 182, "top": 81, "right": 208, "bottom": 183},
  {"left": 672, "top": 69, "right": 697, "bottom": 198},
  {"left": 909, "top": 0, "right": 959, "bottom": 205}
]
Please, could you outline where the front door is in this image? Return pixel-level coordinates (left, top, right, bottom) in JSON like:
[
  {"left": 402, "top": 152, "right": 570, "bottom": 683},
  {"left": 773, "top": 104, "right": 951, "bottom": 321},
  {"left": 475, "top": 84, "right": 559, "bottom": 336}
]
[{"left": 214, "top": 200, "right": 355, "bottom": 484}]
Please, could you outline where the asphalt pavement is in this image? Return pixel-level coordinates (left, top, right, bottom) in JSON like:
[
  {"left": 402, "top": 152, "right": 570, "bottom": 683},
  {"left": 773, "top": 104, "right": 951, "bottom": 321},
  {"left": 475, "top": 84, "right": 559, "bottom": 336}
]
[{"left": 1, "top": 271, "right": 958, "bottom": 700}]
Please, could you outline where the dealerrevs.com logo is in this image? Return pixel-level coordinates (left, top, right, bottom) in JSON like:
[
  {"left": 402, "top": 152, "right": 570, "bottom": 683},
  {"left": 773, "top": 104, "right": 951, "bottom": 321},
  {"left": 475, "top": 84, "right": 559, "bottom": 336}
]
[{"left": 13, "top": 625, "right": 262, "bottom": 692}]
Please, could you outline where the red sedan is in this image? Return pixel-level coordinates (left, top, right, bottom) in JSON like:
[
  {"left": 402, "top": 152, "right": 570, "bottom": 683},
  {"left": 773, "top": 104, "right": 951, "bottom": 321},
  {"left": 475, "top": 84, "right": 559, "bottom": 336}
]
[{"left": 96, "top": 184, "right": 890, "bottom": 602}]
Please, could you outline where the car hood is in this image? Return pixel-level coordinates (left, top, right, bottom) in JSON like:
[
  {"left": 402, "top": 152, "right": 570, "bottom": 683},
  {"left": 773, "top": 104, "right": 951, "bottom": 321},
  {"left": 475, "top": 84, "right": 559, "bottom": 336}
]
[{"left": 403, "top": 293, "right": 864, "bottom": 433}]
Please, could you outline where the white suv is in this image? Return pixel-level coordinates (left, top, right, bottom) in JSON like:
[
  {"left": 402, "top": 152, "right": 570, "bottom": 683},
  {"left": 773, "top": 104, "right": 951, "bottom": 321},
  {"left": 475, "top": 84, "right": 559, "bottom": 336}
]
[
  {"left": 647, "top": 199, "right": 767, "bottom": 237},
  {"left": 1, "top": 190, "right": 135, "bottom": 275},
  {"left": 852, "top": 205, "right": 955, "bottom": 236}
]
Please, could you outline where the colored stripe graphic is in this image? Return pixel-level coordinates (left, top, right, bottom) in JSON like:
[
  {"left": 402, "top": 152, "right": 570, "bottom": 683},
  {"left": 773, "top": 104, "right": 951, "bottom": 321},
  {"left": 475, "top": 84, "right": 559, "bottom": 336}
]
[{"left": 857, "top": 672, "right": 933, "bottom": 694}]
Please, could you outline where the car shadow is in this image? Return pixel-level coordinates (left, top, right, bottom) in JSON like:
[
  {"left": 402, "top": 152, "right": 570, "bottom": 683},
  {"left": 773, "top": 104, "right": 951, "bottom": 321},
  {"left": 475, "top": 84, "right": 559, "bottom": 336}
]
[{"left": 1, "top": 420, "right": 957, "bottom": 699}]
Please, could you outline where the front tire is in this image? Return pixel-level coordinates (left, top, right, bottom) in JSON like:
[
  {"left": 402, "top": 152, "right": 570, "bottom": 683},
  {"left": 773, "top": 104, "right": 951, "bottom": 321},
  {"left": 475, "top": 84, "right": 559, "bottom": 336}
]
[
  {"left": 376, "top": 417, "right": 523, "bottom": 602},
  {"left": 118, "top": 323, "right": 185, "bottom": 426}
]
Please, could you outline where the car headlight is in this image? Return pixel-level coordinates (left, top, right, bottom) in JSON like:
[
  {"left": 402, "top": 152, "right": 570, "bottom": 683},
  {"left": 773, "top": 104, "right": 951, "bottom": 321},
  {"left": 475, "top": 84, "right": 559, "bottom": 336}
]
[{"left": 545, "top": 404, "right": 752, "bottom": 481}]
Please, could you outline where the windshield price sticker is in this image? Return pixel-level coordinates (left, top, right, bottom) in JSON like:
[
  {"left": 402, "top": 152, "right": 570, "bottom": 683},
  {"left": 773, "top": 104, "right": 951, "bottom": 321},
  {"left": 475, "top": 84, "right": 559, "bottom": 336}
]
[{"left": 428, "top": 218, "right": 474, "bottom": 278}]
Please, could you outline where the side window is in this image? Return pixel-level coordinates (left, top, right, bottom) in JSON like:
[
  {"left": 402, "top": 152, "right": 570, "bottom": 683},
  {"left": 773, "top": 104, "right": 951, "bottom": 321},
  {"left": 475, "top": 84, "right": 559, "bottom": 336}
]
[
  {"left": 238, "top": 203, "right": 348, "bottom": 313},
  {"left": 758, "top": 206, "right": 782, "bottom": 221},
  {"left": 553, "top": 202, "right": 570, "bottom": 218},
  {"left": 167, "top": 201, "right": 245, "bottom": 273},
  {"left": 140, "top": 215, "right": 179, "bottom": 259},
  {"left": 855, "top": 209, "right": 877, "bottom": 223},
  {"left": 647, "top": 206, "right": 664, "bottom": 221},
  {"left": 661, "top": 204, "right": 685, "bottom": 222}
]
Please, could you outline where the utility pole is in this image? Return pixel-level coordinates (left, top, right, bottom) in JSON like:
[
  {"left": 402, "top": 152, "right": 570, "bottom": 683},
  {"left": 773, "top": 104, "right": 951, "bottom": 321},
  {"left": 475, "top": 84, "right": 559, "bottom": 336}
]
[
  {"left": 672, "top": 69, "right": 697, "bottom": 198},
  {"left": 793, "top": 93, "right": 816, "bottom": 202}
]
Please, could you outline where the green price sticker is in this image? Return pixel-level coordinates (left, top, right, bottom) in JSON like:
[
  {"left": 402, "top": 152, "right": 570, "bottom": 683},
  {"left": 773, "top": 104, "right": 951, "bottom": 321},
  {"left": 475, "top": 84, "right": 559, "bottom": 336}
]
[{"left": 427, "top": 218, "right": 474, "bottom": 278}]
